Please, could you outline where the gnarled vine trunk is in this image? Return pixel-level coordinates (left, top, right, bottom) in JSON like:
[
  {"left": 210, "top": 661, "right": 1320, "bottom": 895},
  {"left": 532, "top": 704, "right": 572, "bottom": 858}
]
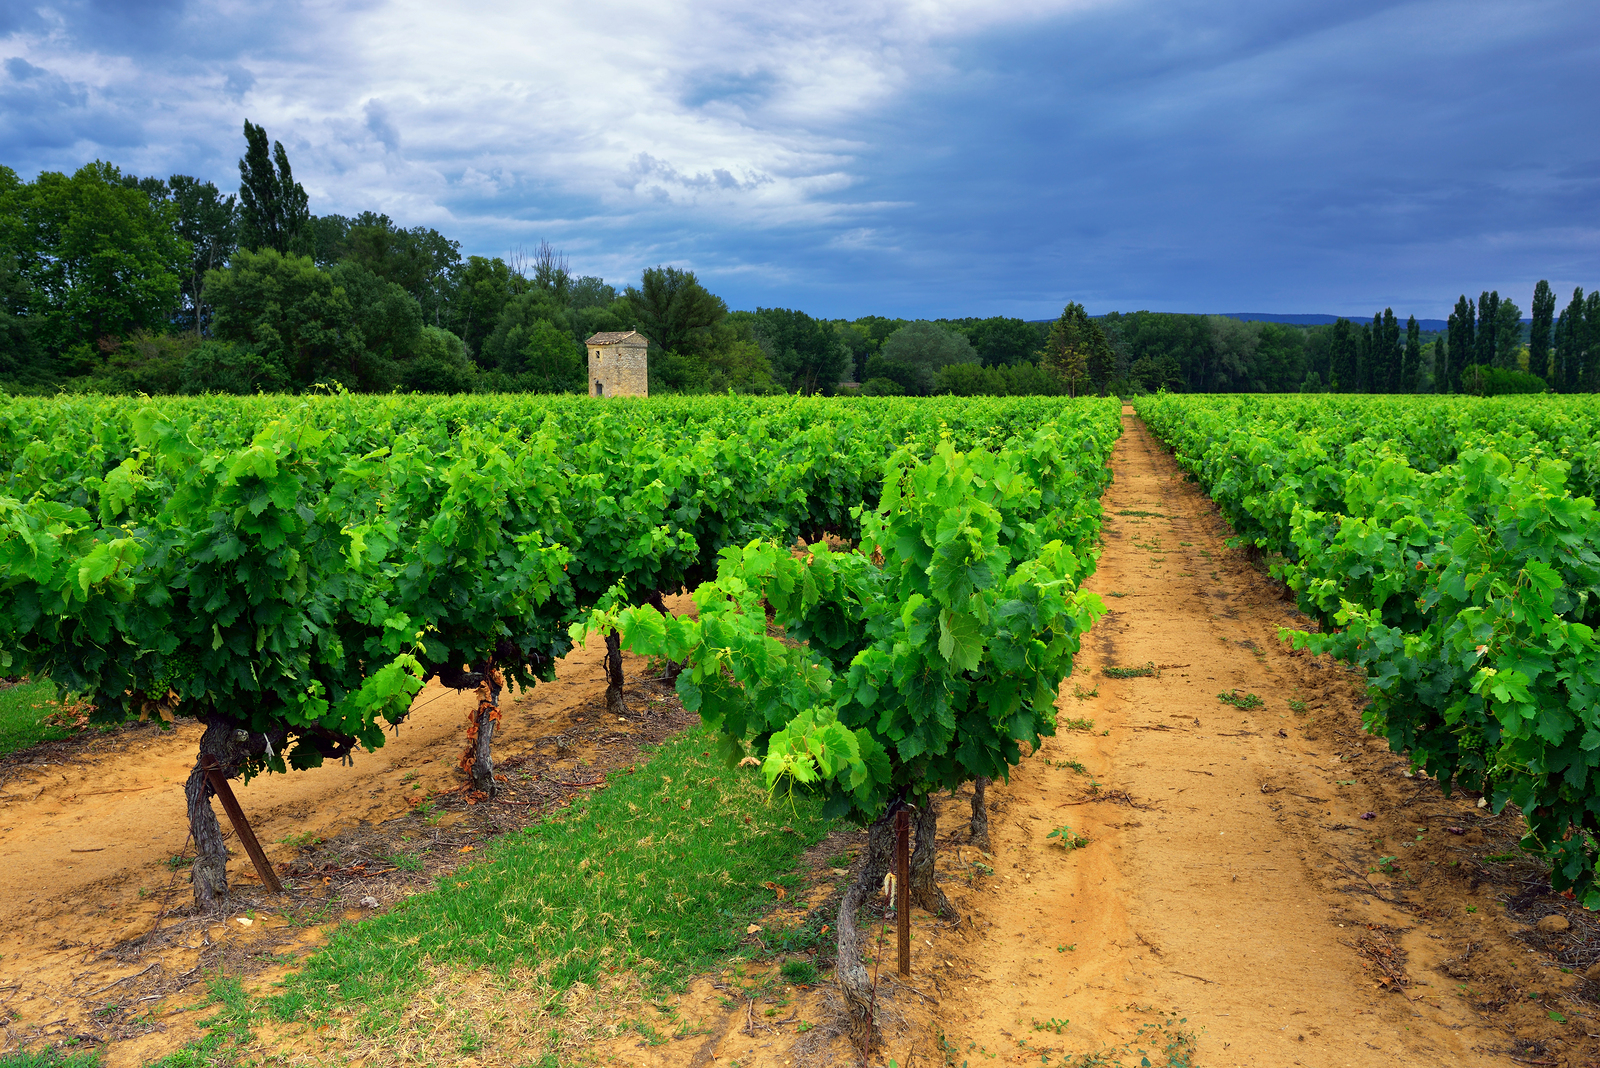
[
  {"left": 604, "top": 630, "right": 626, "bottom": 716},
  {"left": 834, "top": 874, "right": 879, "bottom": 1050},
  {"left": 836, "top": 799, "right": 903, "bottom": 1048},
  {"left": 909, "top": 796, "right": 956, "bottom": 918},
  {"left": 184, "top": 716, "right": 285, "bottom": 910},
  {"left": 969, "top": 776, "right": 991, "bottom": 850},
  {"left": 468, "top": 667, "right": 503, "bottom": 797}
]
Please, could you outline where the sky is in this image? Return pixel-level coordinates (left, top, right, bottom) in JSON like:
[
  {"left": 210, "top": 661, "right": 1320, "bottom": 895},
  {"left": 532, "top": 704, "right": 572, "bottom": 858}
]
[{"left": 1, "top": 0, "right": 1596, "bottom": 320}]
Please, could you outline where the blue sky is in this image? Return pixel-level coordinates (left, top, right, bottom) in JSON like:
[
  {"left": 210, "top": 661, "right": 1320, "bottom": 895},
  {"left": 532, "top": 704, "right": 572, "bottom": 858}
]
[{"left": 1, "top": 0, "right": 1596, "bottom": 319}]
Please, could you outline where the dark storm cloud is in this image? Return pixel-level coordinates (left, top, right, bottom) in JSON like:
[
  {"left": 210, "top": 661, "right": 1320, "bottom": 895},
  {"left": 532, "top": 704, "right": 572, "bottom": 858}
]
[{"left": 1, "top": 0, "right": 1594, "bottom": 319}]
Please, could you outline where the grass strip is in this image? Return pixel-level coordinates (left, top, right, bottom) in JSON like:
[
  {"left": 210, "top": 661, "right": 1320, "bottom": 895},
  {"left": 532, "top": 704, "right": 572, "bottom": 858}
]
[
  {"left": 261, "top": 726, "right": 834, "bottom": 1043},
  {"left": 0, "top": 679, "right": 72, "bottom": 757}
]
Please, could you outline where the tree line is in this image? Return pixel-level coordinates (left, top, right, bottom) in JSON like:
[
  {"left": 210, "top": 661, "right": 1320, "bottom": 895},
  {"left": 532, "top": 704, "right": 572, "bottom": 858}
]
[
  {"left": 1, "top": 123, "right": 1593, "bottom": 397},
  {"left": 0, "top": 123, "right": 1065, "bottom": 398}
]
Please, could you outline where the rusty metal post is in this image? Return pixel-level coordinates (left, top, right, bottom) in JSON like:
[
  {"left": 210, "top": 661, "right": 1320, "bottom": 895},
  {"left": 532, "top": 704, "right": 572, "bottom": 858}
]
[
  {"left": 895, "top": 805, "right": 911, "bottom": 977},
  {"left": 201, "top": 756, "right": 284, "bottom": 893}
]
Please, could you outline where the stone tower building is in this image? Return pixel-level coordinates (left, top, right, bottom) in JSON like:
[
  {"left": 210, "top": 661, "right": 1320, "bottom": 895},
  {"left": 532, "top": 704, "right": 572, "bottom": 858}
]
[{"left": 585, "top": 331, "right": 648, "bottom": 397}]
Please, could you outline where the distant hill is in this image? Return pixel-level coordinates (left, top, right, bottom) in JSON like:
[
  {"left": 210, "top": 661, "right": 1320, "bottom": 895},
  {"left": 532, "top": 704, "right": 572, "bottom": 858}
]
[
  {"left": 1219, "top": 312, "right": 1451, "bottom": 332},
  {"left": 1032, "top": 311, "right": 1537, "bottom": 334}
]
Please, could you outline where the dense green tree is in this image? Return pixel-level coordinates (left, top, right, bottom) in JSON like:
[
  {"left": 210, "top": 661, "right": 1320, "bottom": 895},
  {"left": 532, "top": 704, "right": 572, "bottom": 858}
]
[
  {"left": 1530, "top": 280, "right": 1555, "bottom": 378},
  {"left": 477, "top": 291, "right": 584, "bottom": 392},
  {"left": 237, "top": 121, "right": 310, "bottom": 255},
  {"left": 626, "top": 266, "right": 726, "bottom": 358},
  {"left": 943, "top": 316, "right": 1044, "bottom": 367},
  {"left": 2, "top": 161, "right": 189, "bottom": 364},
  {"left": 863, "top": 322, "right": 968, "bottom": 396},
  {"left": 401, "top": 326, "right": 476, "bottom": 393},
  {"left": 167, "top": 175, "right": 236, "bottom": 337},
  {"left": 205, "top": 248, "right": 423, "bottom": 391},
  {"left": 751, "top": 306, "right": 849, "bottom": 394},
  {"left": 1429, "top": 334, "right": 1447, "bottom": 393},
  {"left": 447, "top": 256, "right": 517, "bottom": 357},
  {"left": 570, "top": 275, "right": 617, "bottom": 309},
  {"left": 1040, "top": 303, "right": 1114, "bottom": 395}
]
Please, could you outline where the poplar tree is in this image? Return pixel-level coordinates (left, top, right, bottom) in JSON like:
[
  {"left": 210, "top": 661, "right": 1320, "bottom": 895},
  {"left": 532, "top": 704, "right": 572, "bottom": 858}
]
[
  {"left": 1492, "top": 297, "right": 1523, "bottom": 371},
  {"left": 1476, "top": 291, "right": 1499, "bottom": 368},
  {"left": 1530, "top": 280, "right": 1555, "bottom": 378},
  {"left": 1447, "top": 295, "right": 1474, "bottom": 392},
  {"left": 1553, "top": 289, "right": 1580, "bottom": 392},
  {"left": 237, "top": 120, "right": 311, "bottom": 256},
  {"left": 1403, "top": 315, "right": 1421, "bottom": 392}
]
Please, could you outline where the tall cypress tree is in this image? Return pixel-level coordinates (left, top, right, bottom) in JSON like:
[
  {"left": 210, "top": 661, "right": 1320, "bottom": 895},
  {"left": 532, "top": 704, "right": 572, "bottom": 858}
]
[
  {"left": 1476, "top": 291, "right": 1499, "bottom": 368},
  {"left": 1554, "top": 292, "right": 1577, "bottom": 392},
  {"left": 1329, "top": 318, "right": 1356, "bottom": 391},
  {"left": 1585, "top": 290, "right": 1600, "bottom": 391},
  {"left": 1493, "top": 296, "right": 1523, "bottom": 371},
  {"left": 1359, "top": 319, "right": 1374, "bottom": 392},
  {"left": 237, "top": 120, "right": 311, "bottom": 256},
  {"left": 1530, "top": 280, "right": 1555, "bottom": 378},
  {"left": 1431, "top": 334, "right": 1446, "bottom": 393},
  {"left": 1381, "top": 308, "right": 1401, "bottom": 391},
  {"left": 1448, "top": 295, "right": 1474, "bottom": 392},
  {"left": 1403, "top": 315, "right": 1420, "bottom": 392}
]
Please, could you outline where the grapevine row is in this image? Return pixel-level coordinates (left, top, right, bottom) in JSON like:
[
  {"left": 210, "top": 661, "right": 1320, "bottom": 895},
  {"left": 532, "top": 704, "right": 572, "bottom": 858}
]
[
  {"left": 1, "top": 392, "right": 1119, "bottom": 909},
  {"left": 578, "top": 403, "right": 1121, "bottom": 1037},
  {"left": 1136, "top": 394, "right": 1600, "bottom": 904}
]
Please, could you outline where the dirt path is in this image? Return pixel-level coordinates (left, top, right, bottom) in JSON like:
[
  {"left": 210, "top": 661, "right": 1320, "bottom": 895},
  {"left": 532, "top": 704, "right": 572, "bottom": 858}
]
[{"left": 933, "top": 411, "right": 1596, "bottom": 1067}]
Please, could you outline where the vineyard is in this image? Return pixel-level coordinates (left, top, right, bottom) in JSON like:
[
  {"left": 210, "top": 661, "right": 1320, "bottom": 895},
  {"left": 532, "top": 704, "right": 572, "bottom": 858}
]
[
  {"left": 1137, "top": 394, "right": 1600, "bottom": 906},
  {"left": 0, "top": 391, "right": 1121, "bottom": 1055},
  {"left": 5, "top": 392, "right": 1600, "bottom": 1065}
]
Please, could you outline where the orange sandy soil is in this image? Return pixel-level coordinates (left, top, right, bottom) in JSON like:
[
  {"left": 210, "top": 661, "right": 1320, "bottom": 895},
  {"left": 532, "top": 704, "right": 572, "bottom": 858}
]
[{"left": 5, "top": 412, "right": 1600, "bottom": 1067}]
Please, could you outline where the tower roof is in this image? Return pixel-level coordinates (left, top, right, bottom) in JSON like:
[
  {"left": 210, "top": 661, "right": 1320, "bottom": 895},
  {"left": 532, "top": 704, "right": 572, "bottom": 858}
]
[{"left": 585, "top": 330, "right": 645, "bottom": 345}]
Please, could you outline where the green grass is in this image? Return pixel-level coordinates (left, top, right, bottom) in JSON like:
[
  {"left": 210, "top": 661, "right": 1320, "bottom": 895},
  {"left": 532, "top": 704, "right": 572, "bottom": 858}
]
[
  {"left": 0, "top": 1050, "right": 102, "bottom": 1068},
  {"left": 0, "top": 678, "right": 72, "bottom": 756},
  {"left": 1216, "top": 690, "right": 1264, "bottom": 710},
  {"left": 1102, "top": 662, "right": 1156, "bottom": 679},
  {"left": 269, "top": 726, "right": 833, "bottom": 1035}
]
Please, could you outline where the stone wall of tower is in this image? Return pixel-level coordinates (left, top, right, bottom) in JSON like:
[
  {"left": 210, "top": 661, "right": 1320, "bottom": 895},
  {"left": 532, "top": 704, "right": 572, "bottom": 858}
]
[{"left": 589, "top": 340, "right": 649, "bottom": 397}]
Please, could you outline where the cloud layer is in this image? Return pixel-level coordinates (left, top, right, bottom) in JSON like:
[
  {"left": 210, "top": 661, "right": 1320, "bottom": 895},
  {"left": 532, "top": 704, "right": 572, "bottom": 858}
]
[{"left": 2, "top": 0, "right": 1596, "bottom": 318}]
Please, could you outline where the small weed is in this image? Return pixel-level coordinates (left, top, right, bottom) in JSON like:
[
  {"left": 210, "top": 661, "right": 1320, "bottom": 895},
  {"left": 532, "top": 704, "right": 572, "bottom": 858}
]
[
  {"left": 1062, "top": 717, "right": 1095, "bottom": 732},
  {"left": 1105, "top": 591, "right": 1128, "bottom": 598},
  {"left": 384, "top": 851, "right": 425, "bottom": 872},
  {"left": 1102, "top": 662, "right": 1156, "bottom": 679},
  {"left": 795, "top": 1020, "right": 814, "bottom": 1033},
  {"left": 1047, "top": 757, "right": 1088, "bottom": 774},
  {"left": 1072, "top": 684, "right": 1099, "bottom": 702},
  {"left": 1371, "top": 856, "right": 1398, "bottom": 875},
  {"left": 277, "top": 832, "right": 322, "bottom": 849},
  {"left": 780, "top": 959, "right": 818, "bottom": 985},
  {"left": 1287, "top": 699, "right": 1308, "bottom": 713},
  {"left": 1335, "top": 779, "right": 1356, "bottom": 786},
  {"left": 165, "top": 854, "right": 193, "bottom": 870},
  {"left": 1055, "top": 944, "right": 1076, "bottom": 953},
  {"left": 1032, "top": 1016, "right": 1071, "bottom": 1034},
  {"left": 1047, "top": 826, "right": 1090, "bottom": 850},
  {"left": 825, "top": 851, "right": 854, "bottom": 869},
  {"left": 1466, "top": 906, "right": 1477, "bottom": 913},
  {"left": 1118, "top": 510, "right": 1165, "bottom": 518},
  {"left": 1216, "top": 690, "right": 1263, "bottom": 710}
]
